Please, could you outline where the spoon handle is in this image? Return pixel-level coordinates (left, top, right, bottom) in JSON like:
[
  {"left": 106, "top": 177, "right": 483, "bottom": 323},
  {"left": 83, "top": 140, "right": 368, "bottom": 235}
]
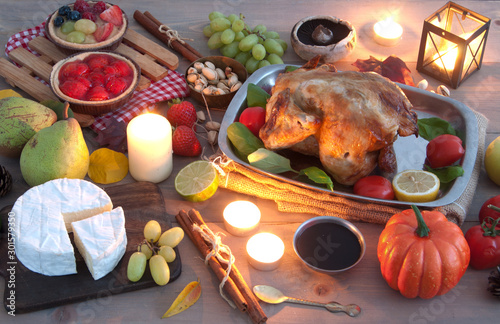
[
  {"left": 325, "top": 301, "right": 361, "bottom": 317},
  {"left": 285, "top": 296, "right": 326, "bottom": 308}
]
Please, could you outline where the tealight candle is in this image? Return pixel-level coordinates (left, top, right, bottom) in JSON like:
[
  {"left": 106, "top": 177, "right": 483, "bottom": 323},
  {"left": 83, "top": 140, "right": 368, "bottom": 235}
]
[
  {"left": 373, "top": 17, "right": 403, "bottom": 46},
  {"left": 223, "top": 201, "right": 261, "bottom": 236},
  {"left": 246, "top": 233, "right": 285, "bottom": 271},
  {"left": 127, "top": 113, "right": 173, "bottom": 183}
]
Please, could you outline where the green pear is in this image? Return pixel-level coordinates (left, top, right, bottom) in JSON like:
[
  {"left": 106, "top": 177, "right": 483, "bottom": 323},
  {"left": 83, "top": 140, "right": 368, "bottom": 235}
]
[
  {"left": 40, "top": 99, "right": 75, "bottom": 120},
  {"left": 0, "top": 97, "right": 57, "bottom": 157},
  {"left": 20, "top": 103, "right": 89, "bottom": 187}
]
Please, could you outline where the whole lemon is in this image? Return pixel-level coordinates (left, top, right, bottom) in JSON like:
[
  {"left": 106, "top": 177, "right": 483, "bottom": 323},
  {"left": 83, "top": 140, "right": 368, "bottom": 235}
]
[{"left": 485, "top": 136, "right": 500, "bottom": 186}]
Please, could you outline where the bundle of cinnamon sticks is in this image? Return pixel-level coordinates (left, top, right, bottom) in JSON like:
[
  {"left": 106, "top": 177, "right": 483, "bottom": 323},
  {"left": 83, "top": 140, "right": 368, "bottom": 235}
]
[
  {"left": 176, "top": 209, "right": 267, "bottom": 324},
  {"left": 133, "top": 11, "right": 203, "bottom": 62}
]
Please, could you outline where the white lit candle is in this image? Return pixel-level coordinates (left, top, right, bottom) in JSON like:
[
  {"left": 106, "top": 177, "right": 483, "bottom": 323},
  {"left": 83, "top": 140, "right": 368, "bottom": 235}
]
[
  {"left": 223, "top": 201, "right": 261, "bottom": 236},
  {"left": 127, "top": 113, "right": 173, "bottom": 183},
  {"left": 246, "top": 233, "right": 285, "bottom": 271},
  {"left": 373, "top": 17, "right": 403, "bottom": 46}
]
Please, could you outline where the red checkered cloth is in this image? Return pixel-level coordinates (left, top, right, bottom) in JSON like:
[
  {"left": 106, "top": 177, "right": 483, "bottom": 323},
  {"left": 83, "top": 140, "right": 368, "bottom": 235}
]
[{"left": 4, "top": 21, "right": 189, "bottom": 133}]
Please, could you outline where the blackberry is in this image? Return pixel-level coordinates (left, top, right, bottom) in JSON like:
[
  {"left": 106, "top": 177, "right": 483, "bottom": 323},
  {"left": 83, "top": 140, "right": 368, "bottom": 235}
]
[{"left": 54, "top": 16, "right": 65, "bottom": 27}]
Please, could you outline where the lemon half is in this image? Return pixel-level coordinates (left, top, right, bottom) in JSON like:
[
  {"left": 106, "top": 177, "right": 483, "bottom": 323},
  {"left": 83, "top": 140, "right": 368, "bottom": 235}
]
[
  {"left": 392, "top": 170, "right": 440, "bottom": 203},
  {"left": 175, "top": 161, "right": 219, "bottom": 202}
]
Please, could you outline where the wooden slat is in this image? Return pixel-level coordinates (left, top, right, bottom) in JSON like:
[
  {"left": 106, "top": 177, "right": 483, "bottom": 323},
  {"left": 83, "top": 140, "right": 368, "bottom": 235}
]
[
  {"left": 123, "top": 29, "right": 179, "bottom": 70},
  {"left": 115, "top": 42, "right": 169, "bottom": 81},
  {"left": 136, "top": 75, "right": 151, "bottom": 91},
  {"left": 0, "top": 57, "right": 58, "bottom": 102},
  {"left": 7, "top": 48, "right": 53, "bottom": 83},
  {"left": 27, "top": 37, "right": 67, "bottom": 63}
]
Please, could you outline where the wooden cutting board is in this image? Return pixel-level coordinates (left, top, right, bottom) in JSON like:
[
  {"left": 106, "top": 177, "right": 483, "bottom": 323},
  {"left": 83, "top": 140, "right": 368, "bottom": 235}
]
[{"left": 0, "top": 181, "right": 182, "bottom": 314}]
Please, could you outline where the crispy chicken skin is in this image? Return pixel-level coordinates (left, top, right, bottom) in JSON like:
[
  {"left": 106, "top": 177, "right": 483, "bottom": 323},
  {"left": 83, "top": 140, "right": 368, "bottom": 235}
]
[{"left": 259, "top": 59, "right": 418, "bottom": 185}]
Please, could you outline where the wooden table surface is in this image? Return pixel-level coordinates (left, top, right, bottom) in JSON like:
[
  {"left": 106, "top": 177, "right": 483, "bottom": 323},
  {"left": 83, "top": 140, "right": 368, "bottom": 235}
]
[{"left": 1, "top": 0, "right": 500, "bottom": 323}]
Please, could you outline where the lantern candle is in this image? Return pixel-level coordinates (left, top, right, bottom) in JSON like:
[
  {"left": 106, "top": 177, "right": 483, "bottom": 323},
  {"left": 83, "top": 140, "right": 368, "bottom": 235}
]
[
  {"left": 223, "top": 201, "right": 261, "bottom": 236},
  {"left": 127, "top": 113, "right": 173, "bottom": 183},
  {"left": 246, "top": 233, "right": 285, "bottom": 271},
  {"left": 373, "top": 17, "right": 403, "bottom": 46}
]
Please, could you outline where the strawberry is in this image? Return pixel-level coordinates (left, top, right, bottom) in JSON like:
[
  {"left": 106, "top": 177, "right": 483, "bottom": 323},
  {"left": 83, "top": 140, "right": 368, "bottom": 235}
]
[
  {"left": 99, "top": 5, "right": 123, "bottom": 26},
  {"left": 167, "top": 101, "right": 197, "bottom": 128},
  {"left": 88, "top": 71, "right": 106, "bottom": 87},
  {"left": 74, "top": 0, "right": 90, "bottom": 13},
  {"left": 85, "top": 54, "right": 110, "bottom": 70},
  {"left": 105, "top": 75, "right": 129, "bottom": 95},
  {"left": 59, "top": 78, "right": 90, "bottom": 99},
  {"left": 58, "top": 61, "right": 90, "bottom": 79},
  {"left": 87, "top": 86, "right": 109, "bottom": 101},
  {"left": 172, "top": 126, "right": 202, "bottom": 156},
  {"left": 93, "top": 22, "right": 113, "bottom": 42},
  {"left": 110, "top": 60, "right": 132, "bottom": 77}
]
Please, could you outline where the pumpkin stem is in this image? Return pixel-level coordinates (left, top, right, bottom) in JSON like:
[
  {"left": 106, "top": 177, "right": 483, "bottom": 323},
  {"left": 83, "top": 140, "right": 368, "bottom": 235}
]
[{"left": 411, "top": 204, "right": 430, "bottom": 238}]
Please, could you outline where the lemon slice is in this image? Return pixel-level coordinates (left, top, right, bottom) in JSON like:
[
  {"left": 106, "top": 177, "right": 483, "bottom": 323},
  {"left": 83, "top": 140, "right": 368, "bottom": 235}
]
[
  {"left": 392, "top": 170, "right": 440, "bottom": 202},
  {"left": 175, "top": 161, "right": 219, "bottom": 202}
]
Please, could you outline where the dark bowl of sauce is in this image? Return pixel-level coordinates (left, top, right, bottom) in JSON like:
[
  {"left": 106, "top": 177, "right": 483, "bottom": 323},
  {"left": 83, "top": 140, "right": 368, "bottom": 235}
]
[{"left": 293, "top": 216, "right": 366, "bottom": 273}]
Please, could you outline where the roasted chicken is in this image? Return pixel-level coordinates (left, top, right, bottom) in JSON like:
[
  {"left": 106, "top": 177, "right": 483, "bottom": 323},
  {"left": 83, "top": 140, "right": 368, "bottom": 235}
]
[{"left": 259, "top": 57, "right": 418, "bottom": 185}]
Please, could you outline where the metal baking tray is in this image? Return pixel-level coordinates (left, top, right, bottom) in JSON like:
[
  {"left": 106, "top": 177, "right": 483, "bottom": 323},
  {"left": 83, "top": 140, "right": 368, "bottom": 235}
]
[{"left": 218, "top": 64, "right": 478, "bottom": 208}]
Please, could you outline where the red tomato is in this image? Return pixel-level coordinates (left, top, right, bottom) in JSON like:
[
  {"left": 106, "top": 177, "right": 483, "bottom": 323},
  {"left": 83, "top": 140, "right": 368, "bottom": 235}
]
[
  {"left": 479, "top": 195, "right": 500, "bottom": 223},
  {"left": 426, "top": 134, "right": 465, "bottom": 168},
  {"left": 239, "top": 107, "right": 266, "bottom": 137},
  {"left": 464, "top": 219, "right": 500, "bottom": 270},
  {"left": 353, "top": 175, "right": 394, "bottom": 200}
]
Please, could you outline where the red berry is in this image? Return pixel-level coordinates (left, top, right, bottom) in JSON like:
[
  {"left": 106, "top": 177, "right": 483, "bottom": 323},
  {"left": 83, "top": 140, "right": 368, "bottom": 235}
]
[
  {"left": 87, "top": 86, "right": 109, "bottom": 101},
  {"left": 82, "top": 11, "right": 96, "bottom": 22},
  {"left": 93, "top": 22, "right": 113, "bottom": 42},
  {"left": 99, "top": 5, "right": 123, "bottom": 26},
  {"left": 92, "top": 1, "right": 107, "bottom": 14},
  {"left": 105, "top": 75, "right": 128, "bottom": 95},
  {"left": 85, "top": 54, "right": 110, "bottom": 70},
  {"left": 59, "top": 78, "right": 89, "bottom": 99},
  {"left": 88, "top": 71, "right": 106, "bottom": 87},
  {"left": 172, "top": 126, "right": 202, "bottom": 157},
  {"left": 167, "top": 101, "right": 197, "bottom": 128},
  {"left": 110, "top": 60, "right": 132, "bottom": 77},
  {"left": 103, "top": 65, "right": 117, "bottom": 76},
  {"left": 59, "top": 61, "right": 90, "bottom": 79},
  {"left": 74, "top": 0, "right": 90, "bottom": 13}
]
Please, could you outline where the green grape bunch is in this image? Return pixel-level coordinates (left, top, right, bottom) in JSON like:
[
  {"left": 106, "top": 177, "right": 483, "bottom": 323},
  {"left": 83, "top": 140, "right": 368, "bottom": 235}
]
[{"left": 204, "top": 11, "right": 287, "bottom": 74}]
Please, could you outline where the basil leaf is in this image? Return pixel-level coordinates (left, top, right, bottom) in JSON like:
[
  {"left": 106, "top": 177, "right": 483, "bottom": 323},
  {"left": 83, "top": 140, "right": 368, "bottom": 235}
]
[
  {"left": 417, "top": 117, "right": 456, "bottom": 141},
  {"left": 425, "top": 165, "right": 464, "bottom": 184},
  {"left": 248, "top": 148, "right": 297, "bottom": 174},
  {"left": 299, "top": 167, "right": 334, "bottom": 191},
  {"left": 247, "top": 83, "right": 271, "bottom": 109}
]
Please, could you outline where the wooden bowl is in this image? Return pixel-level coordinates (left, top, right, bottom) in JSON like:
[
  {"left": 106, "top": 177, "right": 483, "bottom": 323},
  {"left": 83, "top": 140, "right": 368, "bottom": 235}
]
[
  {"left": 50, "top": 51, "right": 140, "bottom": 116},
  {"left": 45, "top": 1, "right": 128, "bottom": 55},
  {"left": 291, "top": 15, "right": 356, "bottom": 63},
  {"left": 185, "top": 56, "right": 248, "bottom": 109}
]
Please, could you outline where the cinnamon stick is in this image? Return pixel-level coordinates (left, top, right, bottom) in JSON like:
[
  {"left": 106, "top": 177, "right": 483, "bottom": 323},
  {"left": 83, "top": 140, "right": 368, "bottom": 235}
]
[
  {"left": 133, "top": 10, "right": 201, "bottom": 63},
  {"left": 144, "top": 11, "right": 204, "bottom": 59},
  {"left": 176, "top": 210, "right": 248, "bottom": 313},
  {"left": 187, "top": 209, "right": 267, "bottom": 324}
]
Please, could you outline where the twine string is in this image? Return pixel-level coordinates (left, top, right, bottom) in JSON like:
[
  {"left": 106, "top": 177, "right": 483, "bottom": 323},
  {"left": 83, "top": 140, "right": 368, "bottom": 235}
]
[
  {"left": 158, "top": 24, "right": 193, "bottom": 47},
  {"left": 192, "top": 223, "right": 236, "bottom": 308}
]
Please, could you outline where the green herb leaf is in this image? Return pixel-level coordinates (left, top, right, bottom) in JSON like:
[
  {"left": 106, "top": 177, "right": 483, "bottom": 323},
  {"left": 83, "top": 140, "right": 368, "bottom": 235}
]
[
  {"left": 248, "top": 148, "right": 297, "bottom": 174},
  {"left": 285, "top": 66, "right": 299, "bottom": 73},
  {"left": 299, "top": 167, "right": 334, "bottom": 191},
  {"left": 247, "top": 83, "right": 270, "bottom": 109},
  {"left": 424, "top": 164, "right": 464, "bottom": 184},
  {"left": 417, "top": 117, "right": 456, "bottom": 141}
]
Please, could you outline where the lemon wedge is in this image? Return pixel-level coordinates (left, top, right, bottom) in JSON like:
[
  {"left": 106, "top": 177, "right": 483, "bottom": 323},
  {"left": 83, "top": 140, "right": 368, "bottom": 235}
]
[
  {"left": 175, "top": 161, "right": 219, "bottom": 202},
  {"left": 392, "top": 170, "right": 440, "bottom": 203}
]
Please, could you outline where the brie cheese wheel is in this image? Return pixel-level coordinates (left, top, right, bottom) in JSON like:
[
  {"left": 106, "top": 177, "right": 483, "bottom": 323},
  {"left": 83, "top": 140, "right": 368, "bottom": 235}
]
[
  {"left": 12, "top": 178, "right": 113, "bottom": 276},
  {"left": 72, "top": 207, "right": 127, "bottom": 280}
]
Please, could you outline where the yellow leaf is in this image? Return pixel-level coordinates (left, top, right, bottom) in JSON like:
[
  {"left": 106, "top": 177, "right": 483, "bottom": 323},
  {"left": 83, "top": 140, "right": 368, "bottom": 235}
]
[
  {"left": 0, "top": 90, "right": 22, "bottom": 100},
  {"left": 88, "top": 148, "right": 129, "bottom": 184},
  {"left": 162, "top": 280, "right": 201, "bottom": 318}
]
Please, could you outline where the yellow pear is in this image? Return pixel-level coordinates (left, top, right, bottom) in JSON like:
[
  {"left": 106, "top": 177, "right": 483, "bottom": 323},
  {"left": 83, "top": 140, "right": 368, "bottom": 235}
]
[{"left": 20, "top": 103, "right": 89, "bottom": 187}]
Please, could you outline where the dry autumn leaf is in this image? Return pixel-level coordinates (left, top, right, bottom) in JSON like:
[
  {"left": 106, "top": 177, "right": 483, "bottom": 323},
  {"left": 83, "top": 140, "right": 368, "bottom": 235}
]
[
  {"left": 352, "top": 55, "right": 415, "bottom": 86},
  {"left": 162, "top": 280, "right": 201, "bottom": 318},
  {"left": 88, "top": 148, "right": 129, "bottom": 184}
]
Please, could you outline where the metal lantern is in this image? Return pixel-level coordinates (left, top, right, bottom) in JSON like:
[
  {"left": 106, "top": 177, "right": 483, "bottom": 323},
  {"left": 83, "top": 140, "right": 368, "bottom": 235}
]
[{"left": 416, "top": 1, "right": 490, "bottom": 88}]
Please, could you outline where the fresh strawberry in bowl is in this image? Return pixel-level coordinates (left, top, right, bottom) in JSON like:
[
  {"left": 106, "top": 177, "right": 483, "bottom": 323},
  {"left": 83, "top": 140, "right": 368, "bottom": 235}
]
[{"left": 50, "top": 51, "right": 140, "bottom": 116}]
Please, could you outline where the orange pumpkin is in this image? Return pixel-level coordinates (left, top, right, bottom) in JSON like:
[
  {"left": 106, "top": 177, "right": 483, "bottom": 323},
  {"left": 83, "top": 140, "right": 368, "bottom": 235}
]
[{"left": 377, "top": 206, "right": 470, "bottom": 299}]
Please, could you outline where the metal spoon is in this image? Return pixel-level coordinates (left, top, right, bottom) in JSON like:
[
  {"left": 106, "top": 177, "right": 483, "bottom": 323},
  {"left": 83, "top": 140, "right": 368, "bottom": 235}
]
[{"left": 253, "top": 285, "right": 361, "bottom": 317}]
